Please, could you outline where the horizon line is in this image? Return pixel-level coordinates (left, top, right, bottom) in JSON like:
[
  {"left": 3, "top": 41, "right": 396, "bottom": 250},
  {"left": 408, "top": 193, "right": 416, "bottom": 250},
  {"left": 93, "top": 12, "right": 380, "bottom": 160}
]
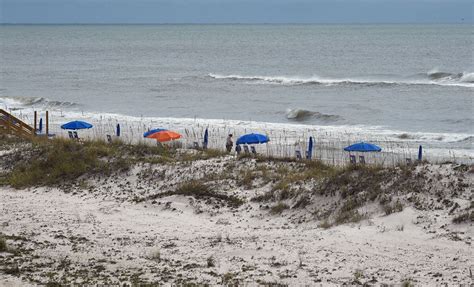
[{"left": 0, "top": 22, "right": 471, "bottom": 25}]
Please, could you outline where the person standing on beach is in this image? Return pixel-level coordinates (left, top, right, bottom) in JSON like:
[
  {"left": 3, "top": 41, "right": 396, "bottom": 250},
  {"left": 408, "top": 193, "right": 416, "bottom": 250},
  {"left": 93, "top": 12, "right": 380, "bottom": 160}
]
[{"left": 226, "top": 134, "right": 233, "bottom": 152}]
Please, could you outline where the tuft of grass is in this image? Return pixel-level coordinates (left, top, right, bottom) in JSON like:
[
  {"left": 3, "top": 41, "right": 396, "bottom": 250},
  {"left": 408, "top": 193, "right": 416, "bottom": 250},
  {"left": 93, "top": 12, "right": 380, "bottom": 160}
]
[
  {"left": 272, "top": 180, "right": 291, "bottom": 194},
  {"left": 293, "top": 195, "right": 311, "bottom": 209},
  {"left": 318, "top": 220, "right": 332, "bottom": 229},
  {"left": 120, "top": 141, "right": 171, "bottom": 157},
  {"left": 158, "top": 180, "right": 245, "bottom": 208},
  {"left": 452, "top": 211, "right": 474, "bottom": 224},
  {"left": 148, "top": 249, "right": 161, "bottom": 262},
  {"left": 238, "top": 170, "right": 256, "bottom": 189},
  {"left": 353, "top": 269, "right": 364, "bottom": 284},
  {"left": 250, "top": 191, "right": 274, "bottom": 202},
  {"left": 207, "top": 256, "right": 215, "bottom": 267},
  {"left": 179, "top": 149, "right": 227, "bottom": 162},
  {"left": 0, "top": 236, "right": 7, "bottom": 252},
  {"left": 4, "top": 264, "right": 20, "bottom": 275},
  {"left": 382, "top": 201, "right": 404, "bottom": 216},
  {"left": 270, "top": 202, "right": 289, "bottom": 215},
  {"left": 0, "top": 134, "right": 27, "bottom": 147},
  {"left": 401, "top": 279, "right": 414, "bottom": 287},
  {"left": 175, "top": 180, "right": 211, "bottom": 195},
  {"left": 221, "top": 272, "right": 239, "bottom": 285},
  {"left": 334, "top": 209, "right": 365, "bottom": 225}
]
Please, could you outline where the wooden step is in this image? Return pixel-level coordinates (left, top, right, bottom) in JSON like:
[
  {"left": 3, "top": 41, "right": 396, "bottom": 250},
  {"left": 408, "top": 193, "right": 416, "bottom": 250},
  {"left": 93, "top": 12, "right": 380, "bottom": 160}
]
[{"left": 0, "top": 109, "right": 35, "bottom": 138}]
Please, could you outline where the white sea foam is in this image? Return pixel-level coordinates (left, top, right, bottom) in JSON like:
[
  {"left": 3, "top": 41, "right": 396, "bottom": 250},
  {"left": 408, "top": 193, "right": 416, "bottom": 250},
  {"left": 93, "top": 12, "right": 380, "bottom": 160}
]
[
  {"left": 460, "top": 72, "right": 474, "bottom": 83},
  {"left": 208, "top": 72, "right": 474, "bottom": 88},
  {"left": 0, "top": 96, "right": 77, "bottom": 110}
]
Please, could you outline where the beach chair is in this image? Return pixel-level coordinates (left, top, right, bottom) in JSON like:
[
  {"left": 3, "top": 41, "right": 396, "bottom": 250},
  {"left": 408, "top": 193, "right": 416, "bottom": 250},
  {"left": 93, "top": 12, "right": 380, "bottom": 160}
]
[
  {"left": 193, "top": 141, "right": 199, "bottom": 149},
  {"left": 235, "top": 145, "right": 242, "bottom": 155},
  {"left": 359, "top": 155, "right": 366, "bottom": 164},
  {"left": 106, "top": 134, "right": 113, "bottom": 143},
  {"left": 406, "top": 158, "right": 412, "bottom": 165},
  {"left": 68, "top": 131, "right": 74, "bottom": 139},
  {"left": 250, "top": 146, "right": 257, "bottom": 155},
  {"left": 243, "top": 145, "right": 250, "bottom": 154},
  {"left": 73, "top": 131, "right": 79, "bottom": 140},
  {"left": 349, "top": 155, "right": 356, "bottom": 164},
  {"left": 295, "top": 150, "right": 302, "bottom": 160}
]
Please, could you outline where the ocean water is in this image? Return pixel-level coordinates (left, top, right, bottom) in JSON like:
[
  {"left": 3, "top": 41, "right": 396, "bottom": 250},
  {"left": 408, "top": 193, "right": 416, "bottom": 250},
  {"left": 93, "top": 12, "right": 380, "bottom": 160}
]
[{"left": 0, "top": 24, "right": 473, "bottom": 155}]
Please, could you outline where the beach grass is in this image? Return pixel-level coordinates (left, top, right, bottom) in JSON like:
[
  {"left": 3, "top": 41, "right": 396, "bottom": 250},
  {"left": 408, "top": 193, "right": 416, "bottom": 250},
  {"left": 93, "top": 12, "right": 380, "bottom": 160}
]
[
  {"left": 0, "top": 236, "right": 7, "bottom": 252},
  {"left": 145, "top": 179, "right": 245, "bottom": 208},
  {"left": 1, "top": 135, "right": 471, "bottom": 227},
  {"left": 0, "top": 137, "right": 169, "bottom": 188}
]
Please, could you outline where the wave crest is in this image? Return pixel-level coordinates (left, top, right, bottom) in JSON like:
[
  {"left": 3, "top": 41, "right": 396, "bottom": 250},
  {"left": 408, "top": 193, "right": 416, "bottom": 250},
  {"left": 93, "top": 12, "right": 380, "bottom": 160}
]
[
  {"left": 460, "top": 72, "right": 474, "bottom": 83},
  {"left": 209, "top": 71, "right": 474, "bottom": 88},
  {"left": 285, "top": 108, "right": 340, "bottom": 122},
  {"left": 0, "top": 96, "right": 78, "bottom": 109}
]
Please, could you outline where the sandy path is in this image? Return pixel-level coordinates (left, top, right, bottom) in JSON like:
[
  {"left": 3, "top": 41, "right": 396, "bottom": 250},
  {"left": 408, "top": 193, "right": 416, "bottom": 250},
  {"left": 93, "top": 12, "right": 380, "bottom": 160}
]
[{"left": 0, "top": 187, "right": 472, "bottom": 285}]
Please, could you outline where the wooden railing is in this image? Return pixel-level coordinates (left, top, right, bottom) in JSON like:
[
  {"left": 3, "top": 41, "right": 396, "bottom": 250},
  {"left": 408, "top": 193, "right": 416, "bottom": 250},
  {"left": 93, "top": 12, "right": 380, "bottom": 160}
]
[{"left": 0, "top": 109, "right": 35, "bottom": 138}]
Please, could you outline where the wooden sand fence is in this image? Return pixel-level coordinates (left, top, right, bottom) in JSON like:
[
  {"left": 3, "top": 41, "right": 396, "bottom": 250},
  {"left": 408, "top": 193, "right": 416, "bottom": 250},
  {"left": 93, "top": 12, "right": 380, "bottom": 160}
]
[{"left": 8, "top": 110, "right": 467, "bottom": 167}]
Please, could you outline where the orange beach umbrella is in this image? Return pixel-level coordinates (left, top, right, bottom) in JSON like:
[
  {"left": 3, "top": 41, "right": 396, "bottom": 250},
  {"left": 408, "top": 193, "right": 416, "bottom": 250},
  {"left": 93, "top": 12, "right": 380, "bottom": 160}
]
[{"left": 146, "top": 130, "right": 181, "bottom": 142}]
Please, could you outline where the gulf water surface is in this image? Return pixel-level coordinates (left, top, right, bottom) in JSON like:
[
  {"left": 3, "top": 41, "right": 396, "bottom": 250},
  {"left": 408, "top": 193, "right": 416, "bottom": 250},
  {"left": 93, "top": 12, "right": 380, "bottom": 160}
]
[{"left": 0, "top": 24, "right": 472, "bottom": 153}]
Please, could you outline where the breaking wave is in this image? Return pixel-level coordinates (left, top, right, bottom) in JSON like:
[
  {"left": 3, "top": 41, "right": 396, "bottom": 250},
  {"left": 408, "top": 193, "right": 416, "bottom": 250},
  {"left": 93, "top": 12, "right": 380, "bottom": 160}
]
[
  {"left": 209, "top": 70, "right": 474, "bottom": 88},
  {"left": 285, "top": 108, "right": 341, "bottom": 122},
  {"left": 0, "top": 96, "right": 78, "bottom": 110},
  {"left": 456, "top": 136, "right": 474, "bottom": 143}
]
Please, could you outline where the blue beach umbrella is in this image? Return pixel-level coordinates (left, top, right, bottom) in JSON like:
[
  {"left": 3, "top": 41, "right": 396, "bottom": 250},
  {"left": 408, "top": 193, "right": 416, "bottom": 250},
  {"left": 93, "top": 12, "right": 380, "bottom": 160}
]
[
  {"left": 61, "top": 120, "right": 93, "bottom": 130},
  {"left": 307, "top": 136, "right": 313, "bottom": 159},
  {"left": 343, "top": 142, "right": 382, "bottom": 152},
  {"left": 236, "top": 133, "right": 270, "bottom": 145},
  {"left": 143, "top": 128, "right": 167, "bottom": 138},
  {"left": 418, "top": 145, "right": 423, "bottom": 161},
  {"left": 203, "top": 128, "right": 209, "bottom": 148},
  {"left": 116, "top": 124, "right": 121, "bottom": 137},
  {"left": 38, "top": 118, "right": 43, "bottom": 133}
]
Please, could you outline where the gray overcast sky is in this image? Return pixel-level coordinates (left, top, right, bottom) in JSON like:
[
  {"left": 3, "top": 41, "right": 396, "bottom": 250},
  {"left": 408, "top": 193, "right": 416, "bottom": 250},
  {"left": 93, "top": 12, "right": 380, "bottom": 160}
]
[{"left": 0, "top": 0, "right": 472, "bottom": 24}]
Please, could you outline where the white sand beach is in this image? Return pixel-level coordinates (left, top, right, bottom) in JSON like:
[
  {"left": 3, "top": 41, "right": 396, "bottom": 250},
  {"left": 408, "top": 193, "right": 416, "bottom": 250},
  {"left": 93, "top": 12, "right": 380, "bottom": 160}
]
[{"left": 0, "top": 139, "right": 472, "bottom": 285}]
